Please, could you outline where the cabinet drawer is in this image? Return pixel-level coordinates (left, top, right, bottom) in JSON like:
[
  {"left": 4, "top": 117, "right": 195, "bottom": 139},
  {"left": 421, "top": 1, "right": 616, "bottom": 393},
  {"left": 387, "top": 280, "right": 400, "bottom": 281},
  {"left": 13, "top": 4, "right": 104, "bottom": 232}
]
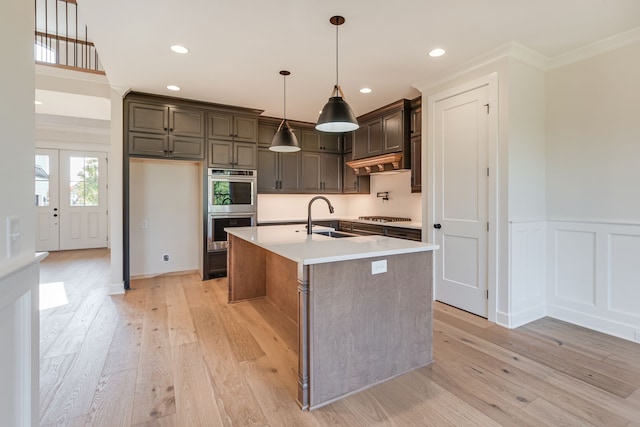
[
  {"left": 350, "top": 222, "right": 384, "bottom": 236},
  {"left": 385, "top": 227, "right": 421, "bottom": 241}
]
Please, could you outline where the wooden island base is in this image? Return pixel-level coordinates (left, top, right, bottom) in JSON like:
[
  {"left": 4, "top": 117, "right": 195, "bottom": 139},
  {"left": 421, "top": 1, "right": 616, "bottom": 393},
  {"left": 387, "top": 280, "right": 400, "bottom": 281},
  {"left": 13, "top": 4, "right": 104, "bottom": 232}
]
[{"left": 227, "top": 234, "right": 433, "bottom": 409}]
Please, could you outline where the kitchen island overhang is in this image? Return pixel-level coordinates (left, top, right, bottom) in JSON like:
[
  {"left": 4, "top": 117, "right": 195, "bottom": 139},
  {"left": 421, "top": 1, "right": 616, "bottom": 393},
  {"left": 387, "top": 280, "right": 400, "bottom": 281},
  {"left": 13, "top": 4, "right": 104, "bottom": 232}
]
[{"left": 225, "top": 224, "right": 439, "bottom": 410}]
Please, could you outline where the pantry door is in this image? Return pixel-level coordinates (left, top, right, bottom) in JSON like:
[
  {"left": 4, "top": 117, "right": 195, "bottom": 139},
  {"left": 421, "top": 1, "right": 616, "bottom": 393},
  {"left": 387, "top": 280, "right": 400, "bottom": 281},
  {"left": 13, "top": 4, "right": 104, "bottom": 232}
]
[
  {"left": 35, "top": 149, "right": 60, "bottom": 252},
  {"left": 433, "top": 83, "right": 490, "bottom": 317}
]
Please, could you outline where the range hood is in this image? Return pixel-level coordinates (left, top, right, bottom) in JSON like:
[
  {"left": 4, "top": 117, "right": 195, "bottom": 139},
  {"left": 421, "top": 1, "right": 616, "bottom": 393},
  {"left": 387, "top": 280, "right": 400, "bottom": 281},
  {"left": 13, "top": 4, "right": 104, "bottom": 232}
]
[{"left": 346, "top": 153, "right": 405, "bottom": 175}]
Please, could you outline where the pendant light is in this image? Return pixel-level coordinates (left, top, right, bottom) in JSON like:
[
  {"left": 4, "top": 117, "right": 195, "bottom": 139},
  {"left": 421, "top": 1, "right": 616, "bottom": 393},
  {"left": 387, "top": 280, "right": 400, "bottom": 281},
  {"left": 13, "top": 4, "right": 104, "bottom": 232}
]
[
  {"left": 316, "top": 15, "right": 359, "bottom": 133},
  {"left": 270, "top": 70, "right": 301, "bottom": 152}
]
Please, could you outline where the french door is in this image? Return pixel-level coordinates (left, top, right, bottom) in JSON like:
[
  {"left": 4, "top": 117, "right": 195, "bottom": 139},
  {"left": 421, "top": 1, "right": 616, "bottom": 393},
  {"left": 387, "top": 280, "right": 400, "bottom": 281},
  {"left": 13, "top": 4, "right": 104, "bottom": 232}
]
[{"left": 35, "top": 149, "right": 108, "bottom": 251}]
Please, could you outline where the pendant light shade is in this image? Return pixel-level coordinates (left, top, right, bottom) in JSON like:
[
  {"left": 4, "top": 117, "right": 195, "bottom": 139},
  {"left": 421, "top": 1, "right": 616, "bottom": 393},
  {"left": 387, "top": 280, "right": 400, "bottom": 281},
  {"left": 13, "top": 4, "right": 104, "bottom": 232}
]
[
  {"left": 316, "top": 16, "right": 359, "bottom": 133},
  {"left": 270, "top": 70, "right": 300, "bottom": 152}
]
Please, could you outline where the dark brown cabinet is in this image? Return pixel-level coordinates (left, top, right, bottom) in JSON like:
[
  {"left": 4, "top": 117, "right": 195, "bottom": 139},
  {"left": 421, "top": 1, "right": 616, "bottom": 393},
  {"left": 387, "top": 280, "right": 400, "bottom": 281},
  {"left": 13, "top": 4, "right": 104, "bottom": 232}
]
[
  {"left": 257, "top": 147, "right": 302, "bottom": 193},
  {"left": 209, "top": 140, "right": 257, "bottom": 169},
  {"left": 351, "top": 99, "right": 411, "bottom": 167},
  {"left": 302, "top": 152, "right": 342, "bottom": 193},
  {"left": 410, "top": 97, "right": 422, "bottom": 193},
  {"left": 300, "top": 129, "right": 342, "bottom": 153},
  {"left": 339, "top": 220, "right": 421, "bottom": 241},
  {"left": 343, "top": 145, "right": 370, "bottom": 194},
  {"left": 208, "top": 111, "right": 258, "bottom": 143},
  {"left": 127, "top": 102, "right": 205, "bottom": 160}
]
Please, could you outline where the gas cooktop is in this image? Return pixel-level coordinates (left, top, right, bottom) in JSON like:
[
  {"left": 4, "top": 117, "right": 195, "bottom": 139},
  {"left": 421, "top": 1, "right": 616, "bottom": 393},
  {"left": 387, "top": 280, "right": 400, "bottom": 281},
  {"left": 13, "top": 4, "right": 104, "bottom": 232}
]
[{"left": 358, "top": 216, "right": 412, "bottom": 223}]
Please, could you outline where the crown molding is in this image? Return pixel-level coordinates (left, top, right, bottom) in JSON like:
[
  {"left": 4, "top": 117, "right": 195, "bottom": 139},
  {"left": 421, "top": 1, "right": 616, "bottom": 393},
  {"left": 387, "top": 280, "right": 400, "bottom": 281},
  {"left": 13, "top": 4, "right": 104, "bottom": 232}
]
[{"left": 546, "top": 26, "right": 640, "bottom": 70}]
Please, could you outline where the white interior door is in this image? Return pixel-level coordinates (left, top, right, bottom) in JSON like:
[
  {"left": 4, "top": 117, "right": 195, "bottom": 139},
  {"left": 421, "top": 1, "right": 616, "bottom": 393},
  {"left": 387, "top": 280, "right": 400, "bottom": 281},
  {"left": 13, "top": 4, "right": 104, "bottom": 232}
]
[
  {"left": 35, "top": 149, "right": 60, "bottom": 251},
  {"left": 434, "top": 84, "right": 489, "bottom": 317},
  {"left": 58, "top": 150, "right": 108, "bottom": 250}
]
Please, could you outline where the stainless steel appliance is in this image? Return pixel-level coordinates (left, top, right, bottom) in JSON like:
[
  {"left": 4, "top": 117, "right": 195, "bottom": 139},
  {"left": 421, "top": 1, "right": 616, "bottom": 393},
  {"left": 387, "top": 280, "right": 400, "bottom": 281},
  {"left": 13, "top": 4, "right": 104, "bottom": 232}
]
[
  {"left": 208, "top": 169, "right": 257, "bottom": 214},
  {"left": 358, "top": 215, "right": 412, "bottom": 223},
  {"left": 207, "top": 169, "right": 257, "bottom": 278}
]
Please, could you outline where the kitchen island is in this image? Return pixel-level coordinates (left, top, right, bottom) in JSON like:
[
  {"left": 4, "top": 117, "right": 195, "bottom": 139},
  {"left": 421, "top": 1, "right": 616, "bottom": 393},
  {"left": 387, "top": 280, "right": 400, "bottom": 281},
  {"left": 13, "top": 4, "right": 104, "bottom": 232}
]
[{"left": 225, "top": 224, "right": 438, "bottom": 410}]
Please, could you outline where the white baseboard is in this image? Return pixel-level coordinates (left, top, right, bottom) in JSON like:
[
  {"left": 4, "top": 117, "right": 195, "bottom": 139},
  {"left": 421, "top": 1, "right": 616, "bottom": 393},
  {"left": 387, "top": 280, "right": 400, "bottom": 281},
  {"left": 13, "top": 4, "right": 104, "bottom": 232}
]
[
  {"left": 495, "top": 311, "right": 510, "bottom": 328},
  {"left": 509, "top": 304, "right": 547, "bottom": 328},
  {"left": 547, "top": 304, "right": 640, "bottom": 344},
  {"left": 107, "top": 282, "right": 125, "bottom": 295}
]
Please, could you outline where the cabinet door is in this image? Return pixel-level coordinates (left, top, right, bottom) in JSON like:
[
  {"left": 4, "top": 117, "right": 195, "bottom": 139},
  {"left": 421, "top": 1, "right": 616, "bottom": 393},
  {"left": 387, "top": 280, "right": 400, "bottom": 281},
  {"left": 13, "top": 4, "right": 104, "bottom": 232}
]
[
  {"left": 279, "top": 151, "right": 302, "bottom": 193},
  {"left": 209, "top": 140, "right": 234, "bottom": 168},
  {"left": 302, "top": 152, "right": 322, "bottom": 192},
  {"left": 321, "top": 154, "right": 342, "bottom": 193},
  {"left": 234, "top": 142, "right": 257, "bottom": 169},
  {"left": 208, "top": 112, "right": 234, "bottom": 140},
  {"left": 343, "top": 152, "right": 357, "bottom": 193},
  {"left": 411, "top": 106, "right": 422, "bottom": 136},
  {"left": 319, "top": 132, "right": 342, "bottom": 153},
  {"left": 234, "top": 115, "right": 258, "bottom": 142},
  {"left": 383, "top": 110, "right": 403, "bottom": 153},
  {"left": 367, "top": 119, "right": 383, "bottom": 156},
  {"left": 258, "top": 123, "right": 277, "bottom": 147},
  {"left": 257, "top": 148, "right": 279, "bottom": 193},
  {"left": 128, "top": 133, "right": 168, "bottom": 157},
  {"left": 170, "top": 107, "right": 205, "bottom": 138},
  {"left": 411, "top": 135, "right": 421, "bottom": 193},
  {"left": 170, "top": 136, "right": 205, "bottom": 160},
  {"left": 343, "top": 132, "right": 353, "bottom": 153},
  {"left": 300, "top": 130, "right": 321, "bottom": 151},
  {"left": 352, "top": 126, "right": 367, "bottom": 160},
  {"left": 128, "top": 102, "right": 167, "bottom": 134}
]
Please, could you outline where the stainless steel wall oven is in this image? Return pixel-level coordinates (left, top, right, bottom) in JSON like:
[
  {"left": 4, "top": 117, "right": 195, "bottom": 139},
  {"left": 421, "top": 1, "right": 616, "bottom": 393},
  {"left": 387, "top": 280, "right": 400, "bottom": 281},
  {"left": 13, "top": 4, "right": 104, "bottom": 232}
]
[{"left": 207, "top": 169, "right": 257, "bottom": 278}]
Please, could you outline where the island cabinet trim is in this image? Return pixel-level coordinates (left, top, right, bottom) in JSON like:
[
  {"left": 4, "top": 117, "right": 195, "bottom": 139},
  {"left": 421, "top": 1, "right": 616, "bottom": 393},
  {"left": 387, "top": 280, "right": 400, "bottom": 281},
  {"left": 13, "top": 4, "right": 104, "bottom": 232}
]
[{"left": 297, "top": 267, "right": 310, "bottom": 410}]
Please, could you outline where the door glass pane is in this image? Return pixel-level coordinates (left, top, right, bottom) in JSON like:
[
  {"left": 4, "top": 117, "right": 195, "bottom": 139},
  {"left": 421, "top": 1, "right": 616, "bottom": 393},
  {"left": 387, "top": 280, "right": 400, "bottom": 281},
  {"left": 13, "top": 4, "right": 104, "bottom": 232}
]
[
  {"left": 69, "top": 156, "right": 99, "bottom": 206},
  {"left": 35, "top": 154, "right": 50, "bottom": 206}
]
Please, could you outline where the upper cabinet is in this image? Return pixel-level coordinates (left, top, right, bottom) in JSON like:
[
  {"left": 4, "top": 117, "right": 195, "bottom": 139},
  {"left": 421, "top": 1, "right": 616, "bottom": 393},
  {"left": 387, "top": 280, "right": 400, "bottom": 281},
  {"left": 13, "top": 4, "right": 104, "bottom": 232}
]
[
  {"left": 351, "top": 99, "right": 411, "bottom": 168},
  {"left": 300, "top": 129, "right": 342, "bottom": 153},
  {"left": 410, "top": 97, "right": 422, "bottom": 193},
  {"left": 127, "top": 101, "right": 205, "bottom": 160},
  {"left": 208, "top": 111, "right": 258, "bottom": 143}
]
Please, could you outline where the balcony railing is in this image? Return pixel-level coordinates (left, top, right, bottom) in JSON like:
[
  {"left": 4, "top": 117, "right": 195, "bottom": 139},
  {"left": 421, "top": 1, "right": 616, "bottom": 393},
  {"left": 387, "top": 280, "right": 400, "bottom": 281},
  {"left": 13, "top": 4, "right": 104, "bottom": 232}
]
[{"left": 35, "top": 0, "right": 104, "bottom": 74}]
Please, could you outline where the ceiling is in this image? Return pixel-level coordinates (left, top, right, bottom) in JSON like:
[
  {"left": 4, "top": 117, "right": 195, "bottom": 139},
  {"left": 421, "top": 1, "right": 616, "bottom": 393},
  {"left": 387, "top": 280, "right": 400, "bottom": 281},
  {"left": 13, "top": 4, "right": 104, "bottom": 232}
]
[{"left": 73, "top": 0, "right": 640, "bottom": 123}]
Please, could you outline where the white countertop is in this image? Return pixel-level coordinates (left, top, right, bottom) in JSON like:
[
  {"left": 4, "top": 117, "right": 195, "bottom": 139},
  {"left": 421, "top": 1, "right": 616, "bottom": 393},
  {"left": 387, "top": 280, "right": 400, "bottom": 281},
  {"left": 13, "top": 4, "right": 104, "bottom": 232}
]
[{"left": 226, "top": 224, "right": 438, "bottom": 265}]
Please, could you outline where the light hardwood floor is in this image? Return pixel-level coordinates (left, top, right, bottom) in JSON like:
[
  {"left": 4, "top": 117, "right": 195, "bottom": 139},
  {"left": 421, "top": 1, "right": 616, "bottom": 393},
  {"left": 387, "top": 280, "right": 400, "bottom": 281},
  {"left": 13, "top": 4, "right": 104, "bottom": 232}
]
[{"left": 39, "top": 249, "right": 640, "bottom": 426}]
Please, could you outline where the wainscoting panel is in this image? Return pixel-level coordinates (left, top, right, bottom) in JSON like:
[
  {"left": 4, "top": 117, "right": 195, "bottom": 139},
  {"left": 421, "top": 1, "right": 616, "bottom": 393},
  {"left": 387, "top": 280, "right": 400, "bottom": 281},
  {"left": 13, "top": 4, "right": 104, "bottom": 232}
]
[
  {"left": 507, "top": 220, "right": 546, "bottom": 328},
  {"left": 547, "top": 220, "right": 640, "bottom": 342}
]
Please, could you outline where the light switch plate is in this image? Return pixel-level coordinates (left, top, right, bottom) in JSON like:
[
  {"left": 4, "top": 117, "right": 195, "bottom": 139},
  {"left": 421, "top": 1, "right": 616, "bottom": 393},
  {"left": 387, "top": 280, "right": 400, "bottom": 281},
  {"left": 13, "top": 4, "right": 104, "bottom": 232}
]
[
  {"left": 6, "top": 216, "right": 20, "bottom": 259},
  {"left": 371, "top": 259, "right": 387, "bottom": 275}
]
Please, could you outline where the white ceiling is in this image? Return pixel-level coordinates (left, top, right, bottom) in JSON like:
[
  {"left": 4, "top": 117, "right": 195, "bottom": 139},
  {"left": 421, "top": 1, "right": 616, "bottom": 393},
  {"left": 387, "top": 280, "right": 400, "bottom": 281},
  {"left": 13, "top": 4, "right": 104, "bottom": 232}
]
[{"left": 75, "top": 0, "right": 640, "bottom": 123}]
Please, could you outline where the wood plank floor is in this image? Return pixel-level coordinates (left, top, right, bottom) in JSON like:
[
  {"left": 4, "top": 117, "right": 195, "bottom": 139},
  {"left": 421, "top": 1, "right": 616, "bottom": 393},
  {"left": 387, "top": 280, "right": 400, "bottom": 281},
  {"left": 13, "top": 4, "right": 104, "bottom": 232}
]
[{"left": 39, "top": 249, "right": 640, "bottom": 426}]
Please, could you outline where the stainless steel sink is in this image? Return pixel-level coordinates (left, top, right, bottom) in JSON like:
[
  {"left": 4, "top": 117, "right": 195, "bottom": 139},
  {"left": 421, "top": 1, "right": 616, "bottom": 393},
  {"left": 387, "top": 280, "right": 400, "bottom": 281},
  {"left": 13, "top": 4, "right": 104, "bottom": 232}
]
[{"left": 314, "top": 230, "right": 356, "bottom": 238}]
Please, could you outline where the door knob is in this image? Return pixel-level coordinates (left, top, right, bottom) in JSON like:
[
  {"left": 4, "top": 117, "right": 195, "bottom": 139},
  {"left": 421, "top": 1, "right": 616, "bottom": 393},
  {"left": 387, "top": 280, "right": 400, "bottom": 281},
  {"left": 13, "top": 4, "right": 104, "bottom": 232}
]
[{"left": 433, "top": 223, "right": 441, "bottom": 229}]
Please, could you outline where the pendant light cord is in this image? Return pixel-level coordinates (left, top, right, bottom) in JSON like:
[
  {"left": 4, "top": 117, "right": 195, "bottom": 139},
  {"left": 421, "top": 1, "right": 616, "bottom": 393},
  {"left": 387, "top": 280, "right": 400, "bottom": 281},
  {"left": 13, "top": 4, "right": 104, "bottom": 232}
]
[
  {"left": 283, "top": 73, "right": 287, "bottom": 120},
  {"left": 335, "top": 22, "right": 340, "bottom": 94}
]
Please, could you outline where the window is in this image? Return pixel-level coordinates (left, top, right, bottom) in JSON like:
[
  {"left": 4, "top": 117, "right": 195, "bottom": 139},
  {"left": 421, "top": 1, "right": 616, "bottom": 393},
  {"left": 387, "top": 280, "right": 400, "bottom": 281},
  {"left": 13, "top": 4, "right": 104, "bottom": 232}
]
[
  {"left": 69, "top": 156, "right": 99, "bottom": 206},
  {"left": 34, "top": 41, "right": 56, "bottom": 64},
  {"left": 35, "top": 154, "right": 50, "bottom": 206}
]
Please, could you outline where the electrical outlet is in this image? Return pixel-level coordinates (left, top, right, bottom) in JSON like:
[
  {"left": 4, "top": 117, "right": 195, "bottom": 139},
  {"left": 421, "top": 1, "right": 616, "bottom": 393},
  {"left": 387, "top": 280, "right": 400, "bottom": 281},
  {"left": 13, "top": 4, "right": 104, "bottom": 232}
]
[
  {"left": 371, "top": 259, "right": 387, "bottom": 275},
  {"left": 162, "top": 254, "right": 170, "bottom": 263}
]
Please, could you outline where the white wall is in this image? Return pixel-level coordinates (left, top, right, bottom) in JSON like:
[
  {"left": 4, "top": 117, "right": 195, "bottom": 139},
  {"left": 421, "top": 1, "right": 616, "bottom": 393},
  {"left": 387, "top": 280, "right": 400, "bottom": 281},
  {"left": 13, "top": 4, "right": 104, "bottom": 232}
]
[
  {"left": 257, "top": 171, "right": 421, "bottom": 223},
  {"left": 129, "top": 159, "right": 201, "bottom": 277},
  {"left": 347, "top": 171, "right": 422, "bottom": 220},
  {"left": 545, "top": 42, "right": 640, "bottom": 342},
  {"left": 0, "top": 0, "right": 39, "bottom": 424}
]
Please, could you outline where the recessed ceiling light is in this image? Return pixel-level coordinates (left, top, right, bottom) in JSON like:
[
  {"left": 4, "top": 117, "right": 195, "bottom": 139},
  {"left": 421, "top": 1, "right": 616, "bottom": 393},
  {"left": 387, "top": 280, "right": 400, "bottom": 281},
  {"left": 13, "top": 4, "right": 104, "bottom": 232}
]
[
  {"left": 360, "top": 88, "right": 372, "bottom": 94},
  {"left": 35, "top": 100, "right": 43, "bottom": 105},
  {"left": 166, "top": 85, "right": 181, "bottom": 91},
  {"left": 429, "top": 48, "right": 446, "bottom": 58},
  {"left": 170, "top": 45, "right": 189, "bottom": 54}
]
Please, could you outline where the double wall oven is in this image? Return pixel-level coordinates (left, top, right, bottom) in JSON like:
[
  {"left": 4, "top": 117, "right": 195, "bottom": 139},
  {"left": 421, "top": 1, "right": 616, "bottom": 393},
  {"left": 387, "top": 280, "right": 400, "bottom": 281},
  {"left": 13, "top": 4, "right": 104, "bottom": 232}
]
[{"left": 207, "top": 169, "right": 257, "bottom": 277}]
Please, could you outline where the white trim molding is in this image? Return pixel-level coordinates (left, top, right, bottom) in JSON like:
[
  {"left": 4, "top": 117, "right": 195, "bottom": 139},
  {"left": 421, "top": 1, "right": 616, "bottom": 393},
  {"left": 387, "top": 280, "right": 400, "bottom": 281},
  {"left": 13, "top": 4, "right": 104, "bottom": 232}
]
[{"left": 547, "top": 219, "right": 640, "bottom": 342}]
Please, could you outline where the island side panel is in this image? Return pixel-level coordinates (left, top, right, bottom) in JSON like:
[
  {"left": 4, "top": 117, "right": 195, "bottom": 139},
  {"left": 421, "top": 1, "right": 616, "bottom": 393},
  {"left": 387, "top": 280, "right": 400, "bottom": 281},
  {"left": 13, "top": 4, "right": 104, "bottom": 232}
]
[
  {"left": 308, "top": 252, "right": 433, "bottom": 408},
  {"left": 265, "top": 252, "right": 298, "bottom": 323},
  {"left": 227, "top": 234, "right": 266, "bottom": 302}
]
